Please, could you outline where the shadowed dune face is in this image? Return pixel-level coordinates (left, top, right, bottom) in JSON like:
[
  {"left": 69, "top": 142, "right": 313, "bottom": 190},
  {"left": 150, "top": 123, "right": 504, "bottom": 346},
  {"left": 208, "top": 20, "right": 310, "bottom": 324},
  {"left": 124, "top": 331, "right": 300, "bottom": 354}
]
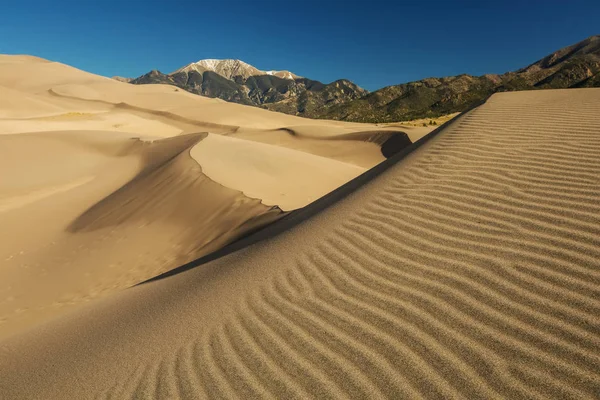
[
  {"left": 275, "top": 127, "right": 415, "bottom": 159},
  {"left": 231, "top": 127, "right": 415, "bottom": 168},
  {"left": 0, "top": 54, "right": 421, "bottom": 338},
  {"left": 68, "top": 133, "right": 283, "bottom": 247},
  {"left": 0, "top": 132, "right": 284, "bottom": 338},
  {"left": 380, "top": 131, "right": 413, "bottom": 158},
  {"left": 1, "top": 88, "right": 599, "bottom": 398}
]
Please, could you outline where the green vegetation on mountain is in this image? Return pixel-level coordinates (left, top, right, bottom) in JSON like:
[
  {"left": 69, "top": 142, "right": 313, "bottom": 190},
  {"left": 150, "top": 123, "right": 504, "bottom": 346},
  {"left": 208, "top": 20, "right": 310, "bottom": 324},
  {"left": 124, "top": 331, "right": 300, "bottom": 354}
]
[
  {"left": 126, "top": 35, "right": 599, "bottom": 122},
  {"left": 319, "top": 35, "right": 600, "bottom": 122}
]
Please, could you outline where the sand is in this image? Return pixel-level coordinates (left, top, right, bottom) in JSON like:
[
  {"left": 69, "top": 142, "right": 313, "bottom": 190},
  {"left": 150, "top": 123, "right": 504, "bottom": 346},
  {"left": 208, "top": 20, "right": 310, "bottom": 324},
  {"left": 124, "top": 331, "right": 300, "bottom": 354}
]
[
  {"left": 382, "top": 113, "right": 461, "bottom": 141},
  {"left": 1, "top": 86, "right": 599, "bottom": 398},
  {"left": 0, "top": 55, "right": 420, "bottom": 338},
  {"left": 190, "top": 133, "right": 367, "bottom": 210}
]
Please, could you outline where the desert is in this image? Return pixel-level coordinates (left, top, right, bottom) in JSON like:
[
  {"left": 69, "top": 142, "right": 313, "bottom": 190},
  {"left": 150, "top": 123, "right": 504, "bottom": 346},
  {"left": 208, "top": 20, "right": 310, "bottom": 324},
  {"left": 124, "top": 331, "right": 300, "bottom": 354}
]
[
  {"left": 1, "top": 4, "right": 599, "bottom": 398},
  {"left": 0, "top": 55, "right": 420, "bottom": 339}
]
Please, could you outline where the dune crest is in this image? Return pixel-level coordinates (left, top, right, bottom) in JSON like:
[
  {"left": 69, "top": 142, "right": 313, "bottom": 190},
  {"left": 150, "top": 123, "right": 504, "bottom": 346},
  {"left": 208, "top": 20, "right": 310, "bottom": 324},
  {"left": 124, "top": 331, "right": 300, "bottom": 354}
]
[
  {"left": 0, "top": 54, "right": 423, "bottom": 337},
  {"left": 1, "top": 88, "right": 599, "bottom": 398},
  {"left": 190, "top": 133, "right": 367, "bottom": 210},
  {"left": 0, "top": 132, "right": 286, "bottom": 338},
  {"left": 67, "top": 132, "right": 284, "bottom": 253}
]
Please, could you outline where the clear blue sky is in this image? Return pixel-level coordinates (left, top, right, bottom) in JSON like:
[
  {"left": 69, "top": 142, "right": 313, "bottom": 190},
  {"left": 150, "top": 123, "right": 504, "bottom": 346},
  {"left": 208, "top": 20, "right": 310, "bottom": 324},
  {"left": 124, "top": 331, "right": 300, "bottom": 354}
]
[{"left": 1, "top": 0, "right": 598, "bottom": 91}]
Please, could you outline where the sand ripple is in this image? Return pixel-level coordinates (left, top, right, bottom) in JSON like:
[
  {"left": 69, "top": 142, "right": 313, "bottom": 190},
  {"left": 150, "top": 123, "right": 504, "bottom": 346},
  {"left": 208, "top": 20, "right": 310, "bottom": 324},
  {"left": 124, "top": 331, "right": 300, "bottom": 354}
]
[{"left": 2, "top": 89, "right": 600, "bottom": 399}]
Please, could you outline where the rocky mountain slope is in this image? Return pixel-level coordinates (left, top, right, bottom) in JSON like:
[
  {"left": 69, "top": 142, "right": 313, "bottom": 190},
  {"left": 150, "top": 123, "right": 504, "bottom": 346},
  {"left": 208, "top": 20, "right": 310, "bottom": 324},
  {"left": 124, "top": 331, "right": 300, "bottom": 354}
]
[
  {"left": 320, "top": 35, "right": 600, "bottom": 122},
  {"left": 128, "top": 59, "right": 368, "bottom": 118},
  {"left": 174, "top": 59, "right": 301, "bottom": 80},
  {"left": 122, "top": 35, "right": 599, "bottom": 122}
]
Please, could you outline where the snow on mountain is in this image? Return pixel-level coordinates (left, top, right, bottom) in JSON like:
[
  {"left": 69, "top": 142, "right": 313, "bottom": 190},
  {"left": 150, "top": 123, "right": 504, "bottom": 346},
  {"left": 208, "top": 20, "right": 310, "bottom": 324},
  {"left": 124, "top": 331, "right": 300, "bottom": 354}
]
[
  {"left": 266, "top": 70, "right": 301, "bottom": 80},
  {"left": 172, "top": 59, "right": 302, "bottom": 81}
]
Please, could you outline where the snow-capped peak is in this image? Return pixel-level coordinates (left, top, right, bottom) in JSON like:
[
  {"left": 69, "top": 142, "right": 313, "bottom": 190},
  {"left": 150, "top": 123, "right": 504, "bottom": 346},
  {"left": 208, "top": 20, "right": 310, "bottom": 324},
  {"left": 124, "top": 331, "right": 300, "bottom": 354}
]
[
  {"left": 266, "top": 70, "right": 300, "bottom": 80},
  {"left": 172, "top": 59, "right": 301, "bottom": 81}
]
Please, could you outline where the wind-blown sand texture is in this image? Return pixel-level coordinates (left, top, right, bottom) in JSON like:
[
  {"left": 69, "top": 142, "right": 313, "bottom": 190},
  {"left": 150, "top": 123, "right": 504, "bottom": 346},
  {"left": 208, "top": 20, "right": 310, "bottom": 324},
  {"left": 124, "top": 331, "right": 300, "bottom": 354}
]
[
  {"left": 0, "top": 55, "right": 422, "bottom": 338},
  {"left": 1, "top": 88, "right": 598, "bottom": 398}
]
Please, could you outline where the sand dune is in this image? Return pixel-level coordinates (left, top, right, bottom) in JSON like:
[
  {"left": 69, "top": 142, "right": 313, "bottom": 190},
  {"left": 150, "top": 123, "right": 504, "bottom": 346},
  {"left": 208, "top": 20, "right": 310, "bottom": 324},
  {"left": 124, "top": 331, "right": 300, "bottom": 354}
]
[
  {"left": 232, "top": 126, "right": 410, "bottom": 168},
  {"left": 0, "top": 110, "right": 183, "bottom": 136},
  {"left": 0, "top": 131, "right": 280, "bottom": 338},
  {"left": 0, "top": 54, "right": 420, "bottom": 337},
  {"left": 1, "top": 88, "right": 598, "bottom": 398},
  {"left": 190, "top": 133, "right": 366, "bottom": 210},
  {"left": 0, "top": 54, "right": 414, "bottom": 156},
  {"left": 0, "top": 86, "right": 65, "bottom": 118}
]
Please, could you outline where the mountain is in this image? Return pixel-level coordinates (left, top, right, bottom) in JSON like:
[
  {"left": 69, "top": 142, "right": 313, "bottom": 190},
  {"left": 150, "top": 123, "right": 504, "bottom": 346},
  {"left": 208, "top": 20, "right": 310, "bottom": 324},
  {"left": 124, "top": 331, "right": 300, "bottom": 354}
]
[
  {"left": 319, "top": 35, "right": 600, "bottom": 122},
  {"left": 174, "top": 59, "right": 301, "bottom": 81},
  {"left": 127, "top": 59, "right": 368, "bottom": 117},
  {"left": 122, "top": 36, "right": 600, "bottom": 122}
]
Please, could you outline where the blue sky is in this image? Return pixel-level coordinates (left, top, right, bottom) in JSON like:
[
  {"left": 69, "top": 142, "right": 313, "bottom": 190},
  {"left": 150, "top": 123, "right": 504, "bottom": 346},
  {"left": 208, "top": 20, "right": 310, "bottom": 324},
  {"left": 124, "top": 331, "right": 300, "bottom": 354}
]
[{"left": 1, "top": 0, "right": 598, "bottom": 91}]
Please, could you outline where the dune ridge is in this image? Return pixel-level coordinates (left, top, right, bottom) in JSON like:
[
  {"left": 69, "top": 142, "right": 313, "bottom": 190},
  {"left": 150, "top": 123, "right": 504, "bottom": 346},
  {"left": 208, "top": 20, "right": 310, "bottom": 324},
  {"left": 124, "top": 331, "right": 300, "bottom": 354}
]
[
  {"left": 48, "top": 85, "right": 413, "bottom": 163},
  {"left": 67, "top": 132, "right": 284, "bottom": 246},
  {"left": 1, "top": 88, "right": 599, "bottom": 398},
  {"left": 0, "top": 131, "right": 285, "bottom": 338},
  {"left": 190, "top": 133, "right": 367, "bottom": 210},
  {"left": 0, "top": 54, "right": 425, "bottom": 337},
  {"left": 47, "top": 87, "right": 241, "bottom": 134}
]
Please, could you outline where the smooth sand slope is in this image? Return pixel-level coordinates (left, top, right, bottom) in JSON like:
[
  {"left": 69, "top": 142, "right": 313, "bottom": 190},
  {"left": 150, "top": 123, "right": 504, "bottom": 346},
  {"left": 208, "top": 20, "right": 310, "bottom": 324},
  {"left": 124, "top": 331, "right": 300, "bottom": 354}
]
[
  {"left": 1, "top": 88, "right": 599, "bottom": 399},
  {"left": 0, "top": 55, "right": 426, "bottom": 337},
  {"left": 190, "top": 134, "right": 367, "bottom": 210},
  {"left": 0, "top": 131, "right": 282, "bottom": 338}
]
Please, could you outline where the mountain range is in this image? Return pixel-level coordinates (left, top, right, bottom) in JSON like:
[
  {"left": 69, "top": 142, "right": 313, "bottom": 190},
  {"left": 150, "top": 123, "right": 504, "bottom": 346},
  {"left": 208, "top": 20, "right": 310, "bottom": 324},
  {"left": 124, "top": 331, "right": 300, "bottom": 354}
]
[
  {"left": 322, "top": 35, "right": 600, "bottom": 122},
  {"left": 126, "top": 59, "right": 367, "bottom": 119},
  {"left": 120, "top": 35, "right": 600, "bottom": 122}
]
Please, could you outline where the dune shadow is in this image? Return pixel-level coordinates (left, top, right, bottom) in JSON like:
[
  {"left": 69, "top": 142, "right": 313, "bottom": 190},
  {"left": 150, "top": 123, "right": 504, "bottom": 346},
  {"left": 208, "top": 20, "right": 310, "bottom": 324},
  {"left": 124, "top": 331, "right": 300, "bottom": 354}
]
[{"left": 138, "top": 98, "right": 489, "bottom": 286}]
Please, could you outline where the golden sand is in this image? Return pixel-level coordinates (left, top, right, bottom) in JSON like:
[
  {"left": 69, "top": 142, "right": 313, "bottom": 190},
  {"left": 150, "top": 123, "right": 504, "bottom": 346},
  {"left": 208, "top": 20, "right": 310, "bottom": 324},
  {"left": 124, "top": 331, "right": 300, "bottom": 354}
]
[{"left": 1, "top": 85, "right": 599, "bottom": 398}]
